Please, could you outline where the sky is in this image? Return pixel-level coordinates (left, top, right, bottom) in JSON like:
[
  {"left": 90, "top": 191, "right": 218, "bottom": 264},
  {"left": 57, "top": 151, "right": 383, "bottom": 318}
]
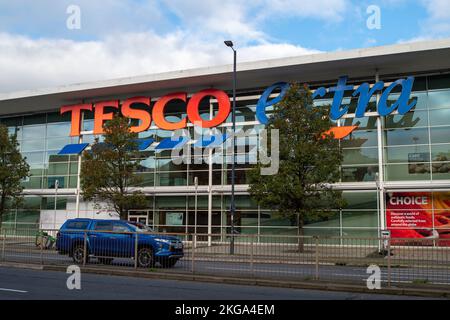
[{"left": 0, "top": 0, "right": 449, "bottom": 93}]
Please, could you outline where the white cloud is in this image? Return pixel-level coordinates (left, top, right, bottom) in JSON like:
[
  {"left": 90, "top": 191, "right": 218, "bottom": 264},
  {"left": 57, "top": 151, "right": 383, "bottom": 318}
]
[
  {"left": 418, "top": 0, "right": 450, "bottom": 38},
  {"left": 421, "top": 0, "right": 450, "bottom": 20},
  {"left": 395, "top": 0, "right": 450, "bottom": 44},
  {"left": 262, "top": 0, "right": 348, "bottom": 21},
  {"left": 162, "top": 0, "right": 349, "bottom": 43},
  {"left": 0, "top": 31, "right": 320, "bottom": 93},
  {"left": 0, "top": 0, "right": 352, "bottom": 92}
]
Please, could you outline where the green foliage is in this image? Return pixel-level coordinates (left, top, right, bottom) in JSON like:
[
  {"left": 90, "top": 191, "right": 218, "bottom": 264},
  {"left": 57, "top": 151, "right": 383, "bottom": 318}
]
[
  {"left": 249, "top": 83, "right": 345, "bottom": 234},
  {"left": 0, "top": 124, "right": 30, "bottom": 225},
  {"left": 80, "top": 116, "right": 147, "bottom": 219}
]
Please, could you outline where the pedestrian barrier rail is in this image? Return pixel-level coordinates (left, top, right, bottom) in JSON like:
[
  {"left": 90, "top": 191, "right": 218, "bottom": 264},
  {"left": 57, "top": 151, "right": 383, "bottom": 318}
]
[{"left": 1, "top": 228, "right": 449, "bottom": 289}]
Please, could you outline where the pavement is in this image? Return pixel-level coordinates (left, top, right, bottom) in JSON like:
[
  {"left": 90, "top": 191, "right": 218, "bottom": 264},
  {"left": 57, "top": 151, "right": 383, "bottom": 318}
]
[{"left": 0, "top": 266, "right": 435, "bottom": 300}]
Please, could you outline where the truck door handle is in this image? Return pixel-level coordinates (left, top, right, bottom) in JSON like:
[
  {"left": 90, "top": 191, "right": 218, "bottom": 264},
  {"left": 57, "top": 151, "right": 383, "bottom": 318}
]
[{"left": 90, "top": 235, "right": 97, "bottom": 238}]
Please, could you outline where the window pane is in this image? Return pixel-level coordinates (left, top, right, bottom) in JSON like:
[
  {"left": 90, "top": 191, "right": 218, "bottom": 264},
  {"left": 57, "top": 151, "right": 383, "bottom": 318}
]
[
  {"left": 428, "top": 90, "right": 450, "bottom": 109},
  {"left": 47, "top": 123, "right": 71, "bottom": 137},
  {"left": 23, "top": 114, "right": 46, "bottom": 126},
  {"left": 385, "top": 163, "right": 431, "bottom": 181},
  {"left": 46, "top": 176, "right": 66, "bottom": 189},
  {"left": 48, "top": 163, "right": 69, "bottom": 175},
  {"left": 431, "top": 144, "right": 450, "bottom": 161},
  {"left": 21, "top": 139, "right": 45, "bottom": 152},
  {"left": 429, "top": 108, "right": 450, "bottom": 126},
  {"left": 340, "top": 116, "right": 377, "bottom": 130},
  {"left": 385, "top": 110, "right": 428, "bottom": 129},
  {"left": 342, "top": 148, "right": 378, "bottom": 165},
  {"left": 342, "top": 228, "right": 378, "bottom": 238},
  {"left": 341, "top": 130, "right": 377, "bottom": 148},
  {"left": 341, "top": 165, "right": 378, "bottom": 182},
  {"left": 22, "top": 152, "right": 44, "bottom": 164},
  {"left": 385, "top": 145, "right": 430, "bottom": 163},
  {"left": 83, "top": 119, "right": 94, "bottom": 131},
  {"left": 156, "top": 196, "right": 187, "bottom": 209},
  {"left": 21, "top": 177, "right": 43, "bottom": 189},
  {"left": 156, "top": 172, "right": 187, "bottom": 186},
  {"left": 409, "top": 92, "right": 427, "bottom": 109},
  {"left": 22, "top": 125, "right": 46, "bottom": 139},
  {"left": 428, "top": 74, "right": 450, "bottom": 90},
  {"left": 342, "top": 211, "right": 378, "bottom": 228},
  {"left": 432, "top": 162, "right": 450, "bottom": 179},
  {"left": 385, "top": 127, "right": 429, "bottom": 146},
  {"left": 431, "top": 126, "right": 450, "bottom": 144},
  {"left": 47, "top": 137, "right": 72, "bottom": 150},
  {"left": 343, "top": 192, "right": 377, "bottom": 209}
]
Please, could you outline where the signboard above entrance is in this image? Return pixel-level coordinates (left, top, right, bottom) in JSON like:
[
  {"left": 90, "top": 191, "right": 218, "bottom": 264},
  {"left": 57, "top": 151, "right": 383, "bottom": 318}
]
[{"left": 61, "top": 75, "right": 416, "bottom": 138}]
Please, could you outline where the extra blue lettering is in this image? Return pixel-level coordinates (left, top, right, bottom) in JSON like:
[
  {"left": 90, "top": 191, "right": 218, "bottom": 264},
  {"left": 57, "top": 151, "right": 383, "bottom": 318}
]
[
  {"left": 256, "top": 82, "right": 290, "bottom": 125},
  {"left": 353, "top": 81, "right": 384, "bottom": 118},
  {"left": 256, "top": 76, "right": 416, "bottom": 124},
  {"left": 312, "top": 87, "right": 327, "bottom": 99},
  {"left": 328, "top": 76, "right": 354, "bottom": 120},
  {"left": 378, "top": 77, "right": 417, "bottom": 116}
]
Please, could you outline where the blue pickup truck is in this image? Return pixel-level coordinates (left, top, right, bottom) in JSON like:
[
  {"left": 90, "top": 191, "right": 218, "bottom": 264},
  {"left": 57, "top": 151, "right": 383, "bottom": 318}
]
[{"left": 56, "top": 218, "right": 184, "bottom": 268}]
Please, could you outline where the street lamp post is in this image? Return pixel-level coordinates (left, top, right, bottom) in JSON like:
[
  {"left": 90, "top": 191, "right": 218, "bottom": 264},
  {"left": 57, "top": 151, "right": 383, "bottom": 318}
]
[
  {"left": 224, "top": 40, "right": 236, "bottom": 255},
  {"left": 194, "top": 176, "right": 198, "bottom": 249}
]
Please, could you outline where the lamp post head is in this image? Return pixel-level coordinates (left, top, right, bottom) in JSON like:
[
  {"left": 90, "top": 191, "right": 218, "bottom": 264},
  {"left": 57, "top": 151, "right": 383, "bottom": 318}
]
[{"left": 224, "top": 40, "right": 234, "bottom": 48}]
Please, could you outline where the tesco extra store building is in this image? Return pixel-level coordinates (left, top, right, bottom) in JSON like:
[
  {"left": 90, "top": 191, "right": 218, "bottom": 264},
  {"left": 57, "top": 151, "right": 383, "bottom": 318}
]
[{"left": 1, "top": 39, "right": 450, "bottom": 242}]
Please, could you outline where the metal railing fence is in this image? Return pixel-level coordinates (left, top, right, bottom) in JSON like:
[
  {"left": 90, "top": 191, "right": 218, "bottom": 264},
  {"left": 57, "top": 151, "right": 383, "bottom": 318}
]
[{"left": 1, "top": 228, "right": 449, "bottom": 288}]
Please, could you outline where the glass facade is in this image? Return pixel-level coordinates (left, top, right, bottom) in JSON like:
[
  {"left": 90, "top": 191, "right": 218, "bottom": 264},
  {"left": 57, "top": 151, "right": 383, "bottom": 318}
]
[{"left": 1, "top": 73, "right": 450, "bottom": 239}]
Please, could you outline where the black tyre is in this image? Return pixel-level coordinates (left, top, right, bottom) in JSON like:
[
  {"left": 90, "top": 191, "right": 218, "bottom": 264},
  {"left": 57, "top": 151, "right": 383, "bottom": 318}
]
[
  {"left": 160, "top": 258, "right": 178, "bottom": 268},
  {"left": 98, "top": 258, "right": 114, "bottom": 265},
  {"left": 137, "top": 247, "right": 155, "bottom": 268},
  {"left": 72, "top": 244, "right": 88, "bottom": 264}
]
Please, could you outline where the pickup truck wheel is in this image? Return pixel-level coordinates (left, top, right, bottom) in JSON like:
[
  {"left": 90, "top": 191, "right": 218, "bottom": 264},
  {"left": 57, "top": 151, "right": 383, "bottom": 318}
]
[
  {"left": 72, "top": 244, "right": 88, "bottom": 264},
  {"left": 160, "top": 258, "right": 178, "bottom": 268},
  {"left": 137, "top": 247, "right": 154, "bottom": 268}
]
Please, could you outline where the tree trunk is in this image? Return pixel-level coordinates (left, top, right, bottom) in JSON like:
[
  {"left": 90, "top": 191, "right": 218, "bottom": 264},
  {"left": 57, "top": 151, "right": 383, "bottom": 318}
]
[
  {"left": 120, "top": 206, "right": 127, "bottom": 221},
  {"left": 297, "top": 213, "right": 304, "bottom": 253}
]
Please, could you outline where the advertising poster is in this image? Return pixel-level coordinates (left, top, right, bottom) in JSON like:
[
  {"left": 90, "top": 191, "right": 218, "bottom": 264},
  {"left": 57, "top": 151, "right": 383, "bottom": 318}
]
[
  {"left": 386, "top": 192, "right": 450, "bottom": 244},
  {"left": 166, "top": 212, "right": 184, "bottom": 226}
]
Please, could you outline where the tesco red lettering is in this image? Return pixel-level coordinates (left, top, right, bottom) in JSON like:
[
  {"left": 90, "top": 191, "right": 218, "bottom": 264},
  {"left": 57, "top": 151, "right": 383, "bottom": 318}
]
[{"left": 61, "top": 89, "right": 231, "bottom": 136}]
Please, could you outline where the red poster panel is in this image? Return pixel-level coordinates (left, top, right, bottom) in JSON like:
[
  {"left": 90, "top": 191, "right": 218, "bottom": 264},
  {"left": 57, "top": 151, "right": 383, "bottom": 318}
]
[{"left": 386, "top": 192, "right": 450, "bottom": 244}]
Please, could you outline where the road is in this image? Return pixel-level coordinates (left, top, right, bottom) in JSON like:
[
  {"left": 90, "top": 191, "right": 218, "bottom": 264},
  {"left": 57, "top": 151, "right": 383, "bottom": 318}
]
[{"left": 0, "top": 266, "right": 430, "bottom": 300}]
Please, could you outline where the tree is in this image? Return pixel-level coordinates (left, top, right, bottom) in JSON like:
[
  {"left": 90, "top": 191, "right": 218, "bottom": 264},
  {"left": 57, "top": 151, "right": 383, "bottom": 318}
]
[
  {"left": 248, "top": 83, "right": 345, "bottom": 251},
  {"left": 80, "top": 116, "right": 147, "bottom": 219},
  {"left": 0, "top": 124, "right": 30, "bottom": 229}
]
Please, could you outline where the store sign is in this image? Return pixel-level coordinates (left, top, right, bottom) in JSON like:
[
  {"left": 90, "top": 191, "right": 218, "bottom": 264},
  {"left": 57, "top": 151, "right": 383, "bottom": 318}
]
[
  {"left": 386, "top": 192, "right": 450, "bottom": 245},
  {"left": 61, "top": 89, "right": 231, "bottom": 136},
  {"left": 61, "top": 75, "right": 416, "bottom": 137},
  {"left": 256, "top": 76, "right": 417, "bottom": 123}
]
